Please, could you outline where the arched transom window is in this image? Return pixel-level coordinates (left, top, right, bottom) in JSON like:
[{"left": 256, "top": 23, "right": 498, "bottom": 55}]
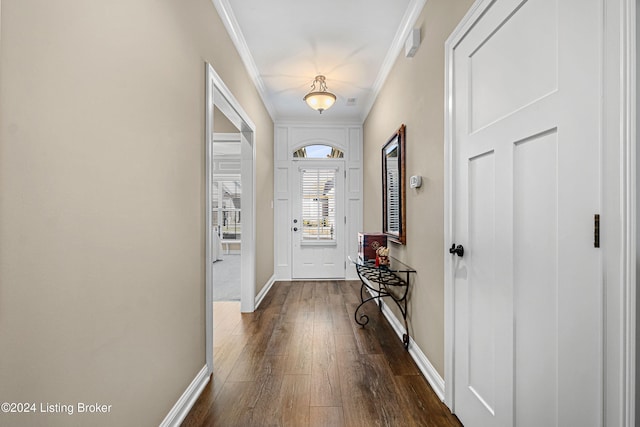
[{"left": 293, "top": 144, "right": 344, "bottom": 159}]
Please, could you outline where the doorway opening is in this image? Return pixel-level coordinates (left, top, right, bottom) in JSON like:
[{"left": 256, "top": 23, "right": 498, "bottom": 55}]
[
  {"left": 205, "top": 64, "right": 256, "bottom": 374},
  {"left": 212, "top": 129, "right": 242, "bottom": 302}
]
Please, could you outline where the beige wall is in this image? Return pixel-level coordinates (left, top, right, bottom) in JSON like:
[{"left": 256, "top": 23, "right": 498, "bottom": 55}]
[
  {"left": 363, "top": 0, "right": 473, "bottom": 376},
  {"left": 0, "top": 0, "right": 273, "bottom": 425},
  {"left": 214, "top": 106, "right": 240, "bottom": 133}
]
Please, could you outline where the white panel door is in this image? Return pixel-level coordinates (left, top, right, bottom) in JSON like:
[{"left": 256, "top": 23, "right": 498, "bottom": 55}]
[
  {"left": 450, "top": 0, "right": 602, "bottom": 426},
  {"left": 292, "top": 161, "right": 345, "bottom": 279}
]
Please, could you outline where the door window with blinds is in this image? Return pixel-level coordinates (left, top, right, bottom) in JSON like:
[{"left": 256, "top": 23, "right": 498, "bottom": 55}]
[{"left": 300, "top": 168, "right": 337, "bottom": 243}]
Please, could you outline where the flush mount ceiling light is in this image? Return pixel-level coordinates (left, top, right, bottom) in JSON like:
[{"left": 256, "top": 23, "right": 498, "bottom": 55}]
[{"left": 303, "top": 75, "right": 336, "bottom": 114}]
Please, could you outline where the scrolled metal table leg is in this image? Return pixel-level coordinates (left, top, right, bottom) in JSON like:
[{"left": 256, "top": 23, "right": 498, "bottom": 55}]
[{"left": 354, "top": 299, "right": 371, "bottom": 326}]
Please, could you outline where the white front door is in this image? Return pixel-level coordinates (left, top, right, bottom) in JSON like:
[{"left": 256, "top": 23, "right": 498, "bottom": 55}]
[
  {"left": 449, "top": 0, "right": 602, "bottom": 426},
  {"left": 292, "top": 161, "right": 345, "bottom": 279}
]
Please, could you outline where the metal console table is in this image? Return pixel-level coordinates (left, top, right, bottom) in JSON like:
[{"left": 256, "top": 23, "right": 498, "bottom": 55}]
[{"left": 349, "top": 256, "right": 416, "bottom": 349}]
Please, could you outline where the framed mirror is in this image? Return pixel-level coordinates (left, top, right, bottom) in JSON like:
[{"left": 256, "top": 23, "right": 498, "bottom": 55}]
[{"left": 382, "top": 124, "right": 406, "bottom": 244}]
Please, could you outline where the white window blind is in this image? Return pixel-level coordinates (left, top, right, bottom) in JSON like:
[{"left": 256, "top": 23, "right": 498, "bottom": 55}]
[
  {"left": 386, "top": 166, "right": 400, "bottom": 232},
  {"left": 301, "top": 168, "right": 336, "bottom": 242}
]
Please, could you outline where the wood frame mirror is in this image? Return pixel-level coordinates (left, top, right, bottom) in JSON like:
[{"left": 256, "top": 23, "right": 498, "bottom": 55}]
[{"left": 382, "top": 124, "right": 406, "bottom": 244}]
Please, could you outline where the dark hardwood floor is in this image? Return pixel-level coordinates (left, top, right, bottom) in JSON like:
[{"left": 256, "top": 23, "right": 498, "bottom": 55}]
[{"left": 182, "top": 280, "right": 462, "bottom": 427}]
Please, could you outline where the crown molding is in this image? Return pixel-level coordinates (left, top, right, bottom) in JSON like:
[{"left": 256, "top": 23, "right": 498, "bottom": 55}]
[
  {"left": 213, "top": 0, "right": 427, "bottom": 125},
  {"left": 211, "top": 0, "right": 278, "bottom": 121},
  {"left": 275, "top": 121, "right": 363, "bottom": 128},
  {"left": 360, "top": 0, "right": 428, "bottom": 123}
]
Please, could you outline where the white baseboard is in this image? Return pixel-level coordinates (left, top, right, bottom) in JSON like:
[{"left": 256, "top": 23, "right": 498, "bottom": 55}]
[
  {"left": 362, "top": 280, "right": 446, "bottom": 401},
  {"left": 255, "top": 274, "right": 275, "bottom": 309},
  {"left": 159, "top": 365, "right": 210, "bottom": 427},
  {"left": 378, "top": 300, "right": 445, "bottom": 400}
]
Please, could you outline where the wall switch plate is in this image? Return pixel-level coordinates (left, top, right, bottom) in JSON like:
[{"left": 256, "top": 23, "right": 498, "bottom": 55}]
[{"left": 410, "top": 175, "right": 422, "bottom": 188}]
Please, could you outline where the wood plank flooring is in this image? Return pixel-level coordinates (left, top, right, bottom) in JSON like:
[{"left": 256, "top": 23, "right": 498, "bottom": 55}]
[{"left": 182, "top": 281, "right": 462, "bottom": 427}]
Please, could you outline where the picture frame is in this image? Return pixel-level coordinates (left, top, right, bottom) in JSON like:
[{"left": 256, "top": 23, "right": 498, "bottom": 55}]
[{"left": 382, "top": 124, "right": 406, "bottom": 244}]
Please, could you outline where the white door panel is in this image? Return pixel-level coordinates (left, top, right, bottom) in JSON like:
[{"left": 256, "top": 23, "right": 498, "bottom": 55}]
[
  {"left": 450, "top": 0, "right": 602, "bottom": 426},
  {"left": 292, "top": 162, "right": 345, "bottom": 279},
  {"left": 513, "top": 130, "right": 559, "bottom": 427}
]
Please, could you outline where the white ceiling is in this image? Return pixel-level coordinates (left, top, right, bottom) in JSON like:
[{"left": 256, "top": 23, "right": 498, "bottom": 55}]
[{"left": 213, "top": 0, "right": 426, "bottom": 123}]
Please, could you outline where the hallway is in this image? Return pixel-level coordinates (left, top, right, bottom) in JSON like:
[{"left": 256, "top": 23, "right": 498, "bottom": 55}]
[{"left": 183, "top": 281, "right": 461, "bottom": 426}]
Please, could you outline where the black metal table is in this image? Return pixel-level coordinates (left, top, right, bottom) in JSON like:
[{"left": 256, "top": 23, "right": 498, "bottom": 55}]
[{"left": 349, "top": 256, "right": 416, "bottom": 349}]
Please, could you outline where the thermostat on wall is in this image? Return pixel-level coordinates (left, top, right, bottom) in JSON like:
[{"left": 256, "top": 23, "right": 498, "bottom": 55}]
[{"left": 410, "top": 175, "right": 422, "bottom": 188}]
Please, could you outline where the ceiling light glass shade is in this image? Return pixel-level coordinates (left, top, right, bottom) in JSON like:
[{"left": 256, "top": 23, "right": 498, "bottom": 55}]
[
  {"left": 304, "top": 91, "right": 336, "bottom": 112},
  {"left": 303, "top": 75, "right": 336, "bottom": 114}
]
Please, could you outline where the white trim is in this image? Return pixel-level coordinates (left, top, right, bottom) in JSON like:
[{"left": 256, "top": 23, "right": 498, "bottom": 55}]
[
  {"left": 625, "top": 4, "right": 637, "bottom": 426},
  {"left": 362, "top": 282, "right": 445, "bottom": 400},
  {"left": 159, "top": 365, "right": 210, "bottom": 427},
  {"left": 255, "top": 274, "right": 276, "bottom": 309},
  {"left": 603, "top": 0, "right": 637, "bottom": 425},
  {"left": 210, "top": 0, "right": 277, "bottom": 121},
  {"left": 276, "top": 121, "right": 363, "bottom": 128},
  {"left": 240, "top": 128, "right": 257, "bottom": 313},
  {"left": 380, "top": 297, "right": 445, "bottom": 400},
  {"left": 443, "top": 0, "right": 490, "bottom": 410},
  {"left": 361, "top": 0, "right": 428, "bottom": 122},
  {"left": 210, "top": 66, "right": 256, "bottom": 131},
  {"left": 621, "top": 0, "right": 637, "bottom": 424},
  {"left": 205, "top": 64, "right": 214, "bottom": 374}
]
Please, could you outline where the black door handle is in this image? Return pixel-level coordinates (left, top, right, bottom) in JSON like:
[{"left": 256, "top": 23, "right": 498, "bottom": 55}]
[
  {"left": 449, "top": 244, "right": 464, "bottom": 257},
  {"left": 293, "top": 227, "right": 298, "bottom": 232}
]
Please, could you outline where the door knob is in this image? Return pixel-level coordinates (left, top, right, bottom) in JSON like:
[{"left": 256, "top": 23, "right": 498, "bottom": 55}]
[
  {"left": 449, "top": 244, "right": 464, "bottom": 257},
  {"left": 293, "top": 227, "right": 298, "bottom": 232}
]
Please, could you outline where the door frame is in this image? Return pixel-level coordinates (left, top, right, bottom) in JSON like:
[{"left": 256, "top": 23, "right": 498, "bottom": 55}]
[
  {"left": 205, "top": 63, "right": 257, "bottom": 374},
  {"left": 443, "top": 0, "right": 636, "bottom": 425},
  {"left": 273, "top": 124, "right": 362, "bottom": 282}
]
